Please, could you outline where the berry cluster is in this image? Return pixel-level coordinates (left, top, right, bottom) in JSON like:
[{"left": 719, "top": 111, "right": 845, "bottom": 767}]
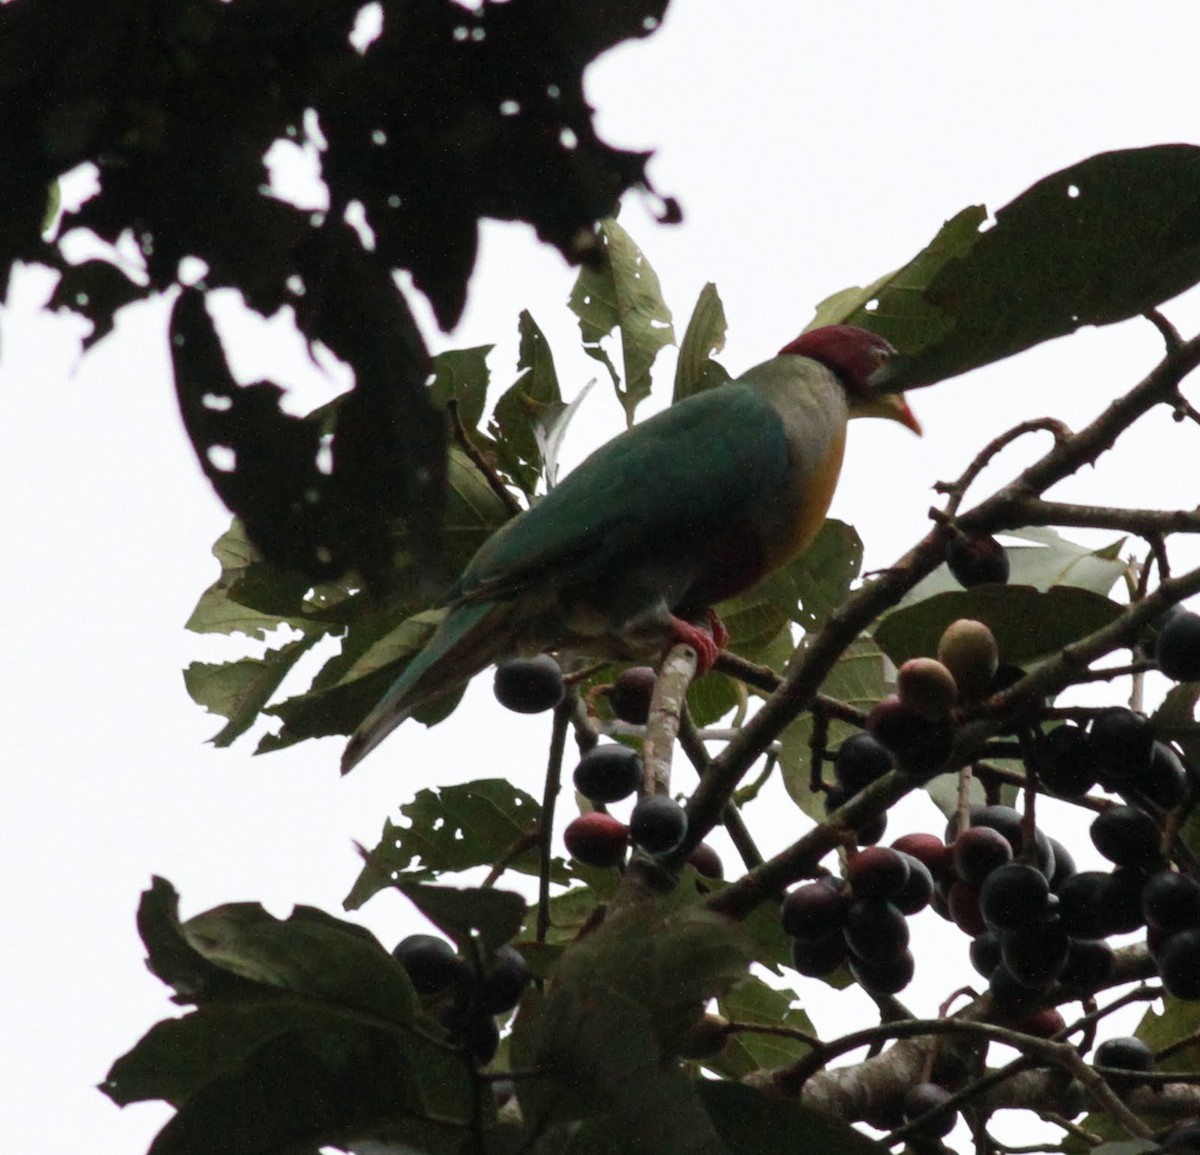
[{"left": 391, "top": 934, "right": 531, "bottom": 1064}]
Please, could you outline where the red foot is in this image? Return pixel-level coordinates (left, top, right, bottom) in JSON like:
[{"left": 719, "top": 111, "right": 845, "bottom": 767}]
[{"left": 666, "top": 611, "right": 728, "bottom": 675}]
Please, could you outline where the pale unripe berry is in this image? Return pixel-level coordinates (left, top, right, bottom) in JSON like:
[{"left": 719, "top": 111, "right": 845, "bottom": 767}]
[
  {"left": 937, "top": 618, "right": 999, "bottom": 702},
  {"left": 896, "top": 657, "right": 958, "bottom": 720}
]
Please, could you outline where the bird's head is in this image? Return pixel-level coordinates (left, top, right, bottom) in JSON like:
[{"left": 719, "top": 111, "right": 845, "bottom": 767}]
[{"left": 779, "top": 324, "right": 921, "bottom": 435}]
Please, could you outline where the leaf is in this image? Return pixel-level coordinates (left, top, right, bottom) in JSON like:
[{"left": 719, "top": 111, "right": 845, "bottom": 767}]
[
  {"left": 536, "top": 380, "right": 595, "bottom": 489},
  {"left": 490, "top": 311, "right": 563, "bottom": 494},
  {"left": 511, "top": 905, "right": 751, "bottom": 1153},
  {"left": 780, "top": 638, "right": 890, "bottom": 822},
  {"left": 875, "top": 585, "right": 1124, "bottom": 668},
  {"left": 673, "top": 282, "right": 730, "bottom": 402},
  {"left": 709, "top": 976, "right": 815, "bottom": 1079},
  {"left": 698, "top": 1081, "right": 890, "bottom": 1154},
  {"left": 1134, "top": 994, "right": 1200, "bottom": 1072},
  {"left": 397, "top": 883, "right": 526, "bottom": 957},
  {"left": 180, "top": 902, "right": 419, "bottom": 1024},
  {"left": 48, "top": 258, "right": 144, "bottom": 348},
  {"left": 569, "top": 217, "right": 675, "bottom": 425},
  {"left": 428, "top": 344, "right": 493, "bottom": 432},
  {"left": 344, "top": 779, "right": 568, "bottom": 910},
  {"left": 1088, "top": 1143, "right": 1160, "bottom": 1155},
  {"left": 900, "top": 527, "right": 1130, "bottom": 607},
  {"left": 183, "top": 633, "right": 321, "bottom": 747},
  {"left": 812, "top": 145, "right": 1200, "bottom": 391},
  {"left": 752, "top": 519, "right": 864, "bottom": 629}
]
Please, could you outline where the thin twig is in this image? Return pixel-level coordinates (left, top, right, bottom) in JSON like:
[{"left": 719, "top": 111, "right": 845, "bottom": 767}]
[
  {"left": 536, "top": 697, "right": 572, "bottom": 944},
  {"left": 446, "top": 398, "right": 524, "bottom": 517}
]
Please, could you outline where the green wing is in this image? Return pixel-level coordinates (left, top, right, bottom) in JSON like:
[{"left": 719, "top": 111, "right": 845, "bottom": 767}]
[{"left": 454, "top": 382, "right": 789, "bottom": 605}]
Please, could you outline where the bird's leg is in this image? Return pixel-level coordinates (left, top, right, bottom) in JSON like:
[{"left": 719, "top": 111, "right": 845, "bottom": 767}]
[{"left": 665, "top": 610, "right": 728, "bottom": 675}]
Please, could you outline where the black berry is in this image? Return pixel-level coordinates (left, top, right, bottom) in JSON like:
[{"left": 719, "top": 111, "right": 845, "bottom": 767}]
[
  {"left": 493, "top": 655, "right": 565, "bottom": 713},
  {"left": 572, "top": 744, "right": 643, "bottom": 804}
]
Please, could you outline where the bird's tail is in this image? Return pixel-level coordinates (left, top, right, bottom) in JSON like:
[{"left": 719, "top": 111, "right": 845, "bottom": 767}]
[{"left": 340, "top": 601, "right": 514, "bottom": 774}]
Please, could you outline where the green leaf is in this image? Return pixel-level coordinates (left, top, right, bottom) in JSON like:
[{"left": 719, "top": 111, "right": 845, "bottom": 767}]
[
  {"left": 1088, "top": 1143, "right": 1160, "bottom": 1155},
  {"left": 709, "top": 976, "right": 815, "bottom": 1079},
  {"left": 900, "top": 527, "right": 1130, "bottom": 607},
  {"left": 813, "top": 145, "right": 1200, "bottom": 391},
  {"left": 428, "top": 344, "right": 493, "bottom": 432},
  {"left": 875, "top": 585, "right": 1124, "bottom": 668},
  {"left": 345, "top": 779, "right": 567, "bottom": 909},
  {"left": 780, "top": 638, "right": 890, "bottom": 822},
  {"left": 698, "top": 1081, "right": 890, "bottom": 1154},
  {"left": 183, "top": 633, "right": 321, "bottom": 747},
  {"left": 397, "top": 882, "right": 526, "bottom": 957},
  {"left": 1134, "top": 994, "right": 1200, "bottom": 1072},
  {"left": 511, "top": 905, "right": 750, "bottom": 1153},
  {"left": 180, "top": 901, "right": 419, "bottom": 1024},
  {"left": 673, "top": 282, "right": 730, "bottom": 402},
  {"left": 569, "top": 218, "right": 675, "bottom": 425},
  {"left": 491, "top": 311, "right": 563, "bottom": 494},
  {"left": 753, "top": 519, "right": 864, "bottom": 630}
]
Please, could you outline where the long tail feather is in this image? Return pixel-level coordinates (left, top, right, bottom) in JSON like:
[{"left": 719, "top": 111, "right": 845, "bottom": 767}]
[{"left": 341, "top": 602, "right": 514, "bottom": 774}]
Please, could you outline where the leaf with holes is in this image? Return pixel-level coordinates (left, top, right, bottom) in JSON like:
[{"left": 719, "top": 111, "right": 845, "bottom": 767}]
[
  {"left": 344, "top": 779, "right": 567, "bottom": 910},
  {"left": 569, "top": 217, "right": 675, "bottom": 425},
  {"left": 813, "top": 145, "right": 1200, "bottom": 390},
  {"left": 710, "top": 976, "right": 816, "bottom": 1079}
]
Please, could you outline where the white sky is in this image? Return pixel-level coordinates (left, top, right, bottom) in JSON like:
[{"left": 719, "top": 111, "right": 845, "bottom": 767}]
[{"left": 4, "top": 3, "right": 1200, "bottom": 1152}]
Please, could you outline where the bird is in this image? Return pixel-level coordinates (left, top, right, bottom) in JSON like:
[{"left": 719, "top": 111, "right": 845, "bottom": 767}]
[{"left": 341, "top": 324, "right": 920, "bottom": 773}]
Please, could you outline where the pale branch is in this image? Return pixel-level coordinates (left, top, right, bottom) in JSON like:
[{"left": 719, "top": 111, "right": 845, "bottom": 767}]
[
  {"left": 1001, "top": 496, "right": 1200, "bottom": 537},
  {"left": 642, "top": 641, "right": 697, "bottom": 795}
]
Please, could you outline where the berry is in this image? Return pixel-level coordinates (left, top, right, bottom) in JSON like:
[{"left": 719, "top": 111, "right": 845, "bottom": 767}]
[
  {"left": 891, "top": 832, "right": 952, "bottom": 878},
  {"left": 479, "top": 944, "right": 531, "bottom": 1014},
  {"left": 988, "top": 963, "right": 1036, "bottom": 1013},
  {"left": 1156, "top": 609, "right": 1200, "bottom": 681},
  {"left": 824, "top": 782, "right": 887, "bottom": 845},
  {"left": 1059, "top": 938, "right": 1114, "bottom": 992},
  {"left": 1001, "top": 920, "right": 1069, "bottom": 990},
  {"left": 629, "top": 794, "right": 687, "bottom": 855},
  {"left": 1159, "top": 928, "right": 1200, "bottom": 999},
  {"left": 953, "top": 826, "right": 1013, "bottom": 887},
  {"left": 896, "top": 657, "right": 958, "bottom": 720},
  {"left": 902, "top": 1083, "right": 957, "bottom": 1138},
  {"left": 677, "top": 1014, "right": 731, "bottom": 1060},
  {"left": 847, "top": 847, "right": 910, "bottom": 899},
  {"left": 1093, "top": 1036, "right": 1154, "bottom": 1087},
  {"left": 1142, "top": 741, "right": 1188, "bottom": 810},
  {"left": 834, "top": 732, "right": 894, "bottom": 794},
  {"left": 1089, "top": 707, "right": 1154, "bottom": 782},
  {"left": 937, "top": 618, "right": 999, "bottom": 702},
  {"left": 1090, "top": 804, "right": 1163, "bottom": 871},
  {"left": 947, "top": 805, "right": 1055, "bottom": 878},
  {"left": 848, "top": 948, "right": 915, "bottom": 995},
  {"left": 1018, "top": 1006, "right": 1066, "bottom": 1039},
  {"left": 866, "top": 695, "right": 952, "bottom": 777},
  {"left": 493, "top": 655, "right": 565, "bottom": 713},
  {"left": 843, "top": 898, "right": 910, "bottom": 962},
  {"left": 947, "top": 880, "right": 987, "bottom": 937},
  {"left": 563, "top": 812, "right": 628, "bottom": 868},
  {"left": 1057, "top": 869, "right": 1144, "bottom": 939},
  {"left": 393, "top": 934, "right": 466, "bottom": 996},
  {"left": 969, "top": 930, "right": 1002, "bottom": 979},
  {"left": 892, "top": 853, "right": 935, "bottom": 916},
  {"left": 609, "top": 666, "right": 656, "bottom": 724},
  {"left": 687, "top": 842, "right": 725, "bottom": 880},
  {"left": 979, "top": 863, "right": 1051, "bottom": 932},
  {"left": 781, "top": 882, "right": 848, "bottom": 938},
  {"left": 572, "top": 744, "right": 643, "bottom": 804},
  {"left": 790, "top": 931, "right": 848, "bottom": 977},
  {"left": 1047, "top": 837, "right": 1077, "bottom": 891},
  {"left": 1036, "top": 724, "right": 1097, "bottom": 799},
  {"left": 946, "top": 532, "right": 1010, "bottom": 587},
  {"left": 1143, "top": 871, "right": 1200, "bottom": 934}
]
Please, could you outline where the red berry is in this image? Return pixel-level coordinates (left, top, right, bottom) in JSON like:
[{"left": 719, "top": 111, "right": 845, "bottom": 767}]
[
  {"left": 609, "top": 666, "right": 657, "bottom": 724},
  {"left": 563, "top": 812, "right": 628, "bottom": 868}
]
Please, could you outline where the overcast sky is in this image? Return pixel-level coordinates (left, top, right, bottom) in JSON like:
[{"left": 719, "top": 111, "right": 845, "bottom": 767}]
[{"left": 4, "top": 4, "right": 1200, "bottom": 1152}]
